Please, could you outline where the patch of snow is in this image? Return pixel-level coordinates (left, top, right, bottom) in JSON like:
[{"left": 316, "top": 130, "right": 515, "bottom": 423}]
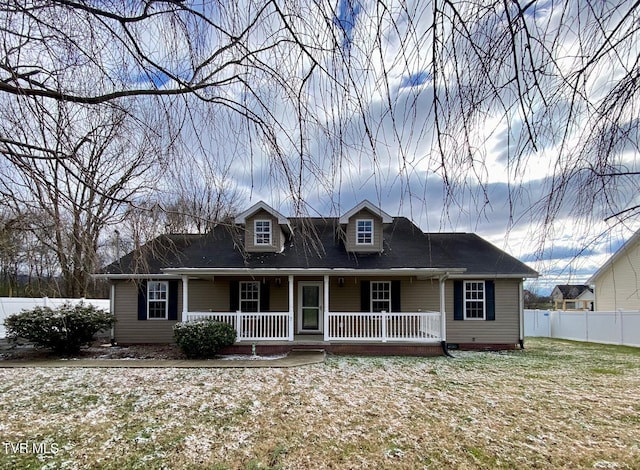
[{"left": 218, "top": 353, "right": 288, "bottom": 361}]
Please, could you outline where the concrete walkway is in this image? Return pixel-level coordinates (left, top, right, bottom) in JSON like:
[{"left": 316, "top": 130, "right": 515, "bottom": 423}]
[{"left": 0, "top": 349, "right": 326, "bottom": 369}]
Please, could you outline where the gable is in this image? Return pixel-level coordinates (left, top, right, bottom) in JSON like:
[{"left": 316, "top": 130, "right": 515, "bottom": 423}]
[
  {"left": 587, "top": 230, "right": 640, "bottom": 310},
  {"left": 552, "top": 285, "right": 591, "bottom": 300},
  {"left": 243, "top": 209, "right": 286, "bottom": 253},
  {"left": 341, "top": 207, "right": 386, "bottom": 253},
  {"left": 233, "top": 201, "right": 291, "bottom": 253},
  {"left": 338, "top": 201, "right": 393, "bottom": 254},
  {"left": 588, "top": 230, "right": 640, "bottom": 284},
  {"left": 338, "top": 200, "right": 393, "bottom": 224}
]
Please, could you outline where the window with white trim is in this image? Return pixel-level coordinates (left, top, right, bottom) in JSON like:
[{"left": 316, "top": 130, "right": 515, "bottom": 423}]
[
  {"left": 464, "top": 281, "right": 485, "bottom": 319},
  {"left": 356, "top": 219, "right": 373, "bottom": 245},
  {"left": 147, "top": 281, "right": 168, "bottom": 319},
  {"left": 240, "top": 281, "right": 260, "bottom": 312},
  {"left": 371, "top": 281, "right": 391, "bottom": 312},
  {"left": 254, "top": 220, "right": 272, "bottom": 245}
]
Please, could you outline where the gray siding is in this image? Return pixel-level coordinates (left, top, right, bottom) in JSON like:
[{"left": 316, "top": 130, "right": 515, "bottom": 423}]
[
  {"left": 327, "top": 276, "right": 440, "bottom": 312},
  {"left": 244, "top": 209, "right": 284, "bottom": 253},
  {"left": 343, "top": 208, "right": 384, "bottom": 252},
  {"left": 189, "top": 277, "right": 289, "bottom": 312},
  {"left": 113, "top": 276, "right": 522, "bottom": 345},
  {"left": 113, "top": 280, "right": 180, "bottom": 344},
  {"left": 188, "top": 279, "right": 229, "bottom": 311},
  {"left": 446, "top": 278, "right": 521, "bottom": 344}
]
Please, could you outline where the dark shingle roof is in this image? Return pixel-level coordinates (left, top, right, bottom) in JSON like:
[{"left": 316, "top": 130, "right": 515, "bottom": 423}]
[
  {"left": 102, "top": 217, "right": 537, "bottom": 277},
  {"left": 425, "top": 233, "right": 539, "bottom": 276},
  {"left": 554, "top": 285, "right": 593, "bottom": 299}
]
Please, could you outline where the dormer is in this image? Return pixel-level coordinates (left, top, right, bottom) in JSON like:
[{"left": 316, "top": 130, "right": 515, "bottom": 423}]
[
  {"left": 339, "top": 200, "right": 393, "bottom": 253},
  {"left": 234, "top": 201, "right": 292, "bottom": 253}
]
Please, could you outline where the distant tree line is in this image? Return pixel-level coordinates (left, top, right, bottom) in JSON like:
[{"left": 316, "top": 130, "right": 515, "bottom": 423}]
[{"left": 523, "top": 290, "right": 552, "bottom": 310}]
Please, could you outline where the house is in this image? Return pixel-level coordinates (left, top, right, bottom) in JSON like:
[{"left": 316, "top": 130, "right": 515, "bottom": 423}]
[
  {"left": 550, "top": 285, "right": 594, "bottom": 311},
  {"left": 96, "top": 200, "right": 538, "bottom": 355},
  {"left": 587, "top": 229, "right": 640, "bottom": 311}
]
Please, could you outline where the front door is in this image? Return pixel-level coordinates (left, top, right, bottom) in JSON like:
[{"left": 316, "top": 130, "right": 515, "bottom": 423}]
[{"left": 298, "top": 281, "right": 323, "bottom": 333}]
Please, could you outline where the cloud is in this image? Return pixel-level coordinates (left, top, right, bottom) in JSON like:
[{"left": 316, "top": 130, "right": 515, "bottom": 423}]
[{"left": 142, "top": 1, "right": 640, "bottom": 292}]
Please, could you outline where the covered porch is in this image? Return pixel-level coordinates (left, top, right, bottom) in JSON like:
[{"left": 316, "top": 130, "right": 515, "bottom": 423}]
[
  {"left": 170, "top": 270, "right": 455, "bottom": 345},
  {"left": 184, "top": 309, "right": 442, "bottom": 343}
]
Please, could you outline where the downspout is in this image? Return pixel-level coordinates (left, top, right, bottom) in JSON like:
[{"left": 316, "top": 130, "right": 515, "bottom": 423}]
[
  {"left": 519, "top": 278, "right": 525, "bottom": 349},
  {"left": 439, "top": 274, "right": 455, "bottom": 357}
]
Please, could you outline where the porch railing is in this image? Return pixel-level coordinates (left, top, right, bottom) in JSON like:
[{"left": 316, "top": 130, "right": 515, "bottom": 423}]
[
  {"left": 184, "top": 310, "right": 442, "bottom": 343},
  {"left": 184, "top": 311, "right": 293, "bottom": 341},
  {"left": 325, "top": 311, "right": 441, "bottom": 342}
]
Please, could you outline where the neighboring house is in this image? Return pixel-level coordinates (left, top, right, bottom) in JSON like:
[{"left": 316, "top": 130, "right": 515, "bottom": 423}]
[
  {"left": 96, "top": 200, "right": 538, "bottom": 355},
  {"left": 588, "top": 230, "right": 640, "bottom": 311},
  {"left": 550, "top": 285, "right": 594, "bottom": 311}
]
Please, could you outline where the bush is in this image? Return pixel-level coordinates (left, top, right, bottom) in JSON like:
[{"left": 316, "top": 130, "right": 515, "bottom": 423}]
[
  {"left": 4, "top": 302, "right": 115, "bottom": 355},
  {"left": 173, "top": 320, "right": 237, "bottom": 359}
]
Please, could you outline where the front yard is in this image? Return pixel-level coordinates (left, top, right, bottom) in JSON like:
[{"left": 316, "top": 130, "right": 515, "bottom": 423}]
[{"left": 1, "top": 338, "right": 639, "bottom": 469}]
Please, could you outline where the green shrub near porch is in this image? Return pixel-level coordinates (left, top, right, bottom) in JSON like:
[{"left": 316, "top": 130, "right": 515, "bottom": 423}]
[{"left": 173, "top": 320, "right": 237, "bottom": 358}]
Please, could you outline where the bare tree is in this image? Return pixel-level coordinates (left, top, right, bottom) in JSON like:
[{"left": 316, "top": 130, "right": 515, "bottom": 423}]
[
  {"left": 0, "top": 212, "right": 26, "bottom": 296},
  {"left": 161, "top": 155, "right": 241, "bottom": 234},
  {"left": 1, "top": 0, "right": 639, "bottom": 254},
  {"left": 0, "top": 99, "right": 166, "bottom": 296}
]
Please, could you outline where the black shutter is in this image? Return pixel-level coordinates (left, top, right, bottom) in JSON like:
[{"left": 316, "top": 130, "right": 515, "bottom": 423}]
[
  {"left": 137, "top": 280, "right": 148, "bottom": 321},
  {"left": 168, "top": 280, "right": 179, "bottom": 321},
  {"left": 391, "top": 280, "right": 401, "bottom": 312},
  {"left": 453, "top": 280, "right": 463, "bottom": 321},
  {"left": 229, "top": 280, "right": 239, "bottom": 311},
  {"left": 485, "top": 280, "right": 495, "bottom": 321},
  {"left": 260, "top": 280, "right": 270, "bottom": 312},
  {"left": 360, "top": 280, "right": 370, "bottom": 312}
]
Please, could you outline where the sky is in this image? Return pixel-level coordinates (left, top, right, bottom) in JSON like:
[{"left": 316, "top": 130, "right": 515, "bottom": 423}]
[
  {"left": 143, "top": 0, "right": 640, "bottom": 296},
  {"left": 7, "top": 0, "right": 637, "bottom": 295},
  {"left": 221, "top": 0, "right": 640, "bottom": 294},
  {"left": 170, "top": 0, "right": 637, "bottom": 296}
]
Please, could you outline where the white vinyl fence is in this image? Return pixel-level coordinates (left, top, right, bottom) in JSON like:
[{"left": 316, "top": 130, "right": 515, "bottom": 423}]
[
  {"left": 525, "top": 309, "right": 640, "bottom": 347},
  {"left": 0, "top": 297, "right": 110, "bottom": 339}
]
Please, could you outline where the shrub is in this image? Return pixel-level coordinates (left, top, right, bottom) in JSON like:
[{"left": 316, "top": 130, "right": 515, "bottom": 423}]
[
  {"left": 173, "top": 320, "right": 237, "bottom": 359},
  {"left": 4, "top": 302, "right": 115, "bottom": 355}
]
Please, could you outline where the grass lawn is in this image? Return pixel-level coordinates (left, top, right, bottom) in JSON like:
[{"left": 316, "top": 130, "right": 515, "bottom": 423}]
[{"left": 1, "top": 338, "right": 639, "bottom": 469}]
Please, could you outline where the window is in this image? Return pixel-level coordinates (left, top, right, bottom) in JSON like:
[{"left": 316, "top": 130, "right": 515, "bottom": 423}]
[
  {"left": 254, "top": 220, "right": 272, "bottom": 245},
  {"left": 371, "top": 281, "right": 391, "bottom": 312},
  {"left": 464, "top": 281, "right": 485, "bottom": 319},
  {"left": 356, "top": 219, "right": 373, "bottom": 245},
  {"left": 147, "top": 281, "right": 168, "bottom": 319},
  {"left": 240, "top": 281, "right": 260, "bottom": 312}
]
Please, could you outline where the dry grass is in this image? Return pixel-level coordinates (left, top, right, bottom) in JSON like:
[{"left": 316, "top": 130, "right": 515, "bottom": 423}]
[{"left": 0, "top": 338, "right": 639, "bottom": 469}]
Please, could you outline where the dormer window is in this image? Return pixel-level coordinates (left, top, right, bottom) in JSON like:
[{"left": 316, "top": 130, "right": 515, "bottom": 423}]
[
  {"left": 254, "top": 220, "right": 272, "bottom": 245},
  {"left": 356, "top": 219, "right": 373, "bottom": 245}
]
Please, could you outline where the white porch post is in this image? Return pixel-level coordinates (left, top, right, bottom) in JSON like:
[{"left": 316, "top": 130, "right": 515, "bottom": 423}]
[
  {"left": 440, "top": 275, "right": 447, "bottom": 342},
  {"left": 288, "top": 275, "right": 294, "bottom": 341},
  {"left": 323, "top": 275, "right": 330, "bottom": 342},
  {"left": 182, "top": 275, "right": 189, "bottom": 322},
  {"left": 110, "top": 283, "right": 116, "bottom": 341}
]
